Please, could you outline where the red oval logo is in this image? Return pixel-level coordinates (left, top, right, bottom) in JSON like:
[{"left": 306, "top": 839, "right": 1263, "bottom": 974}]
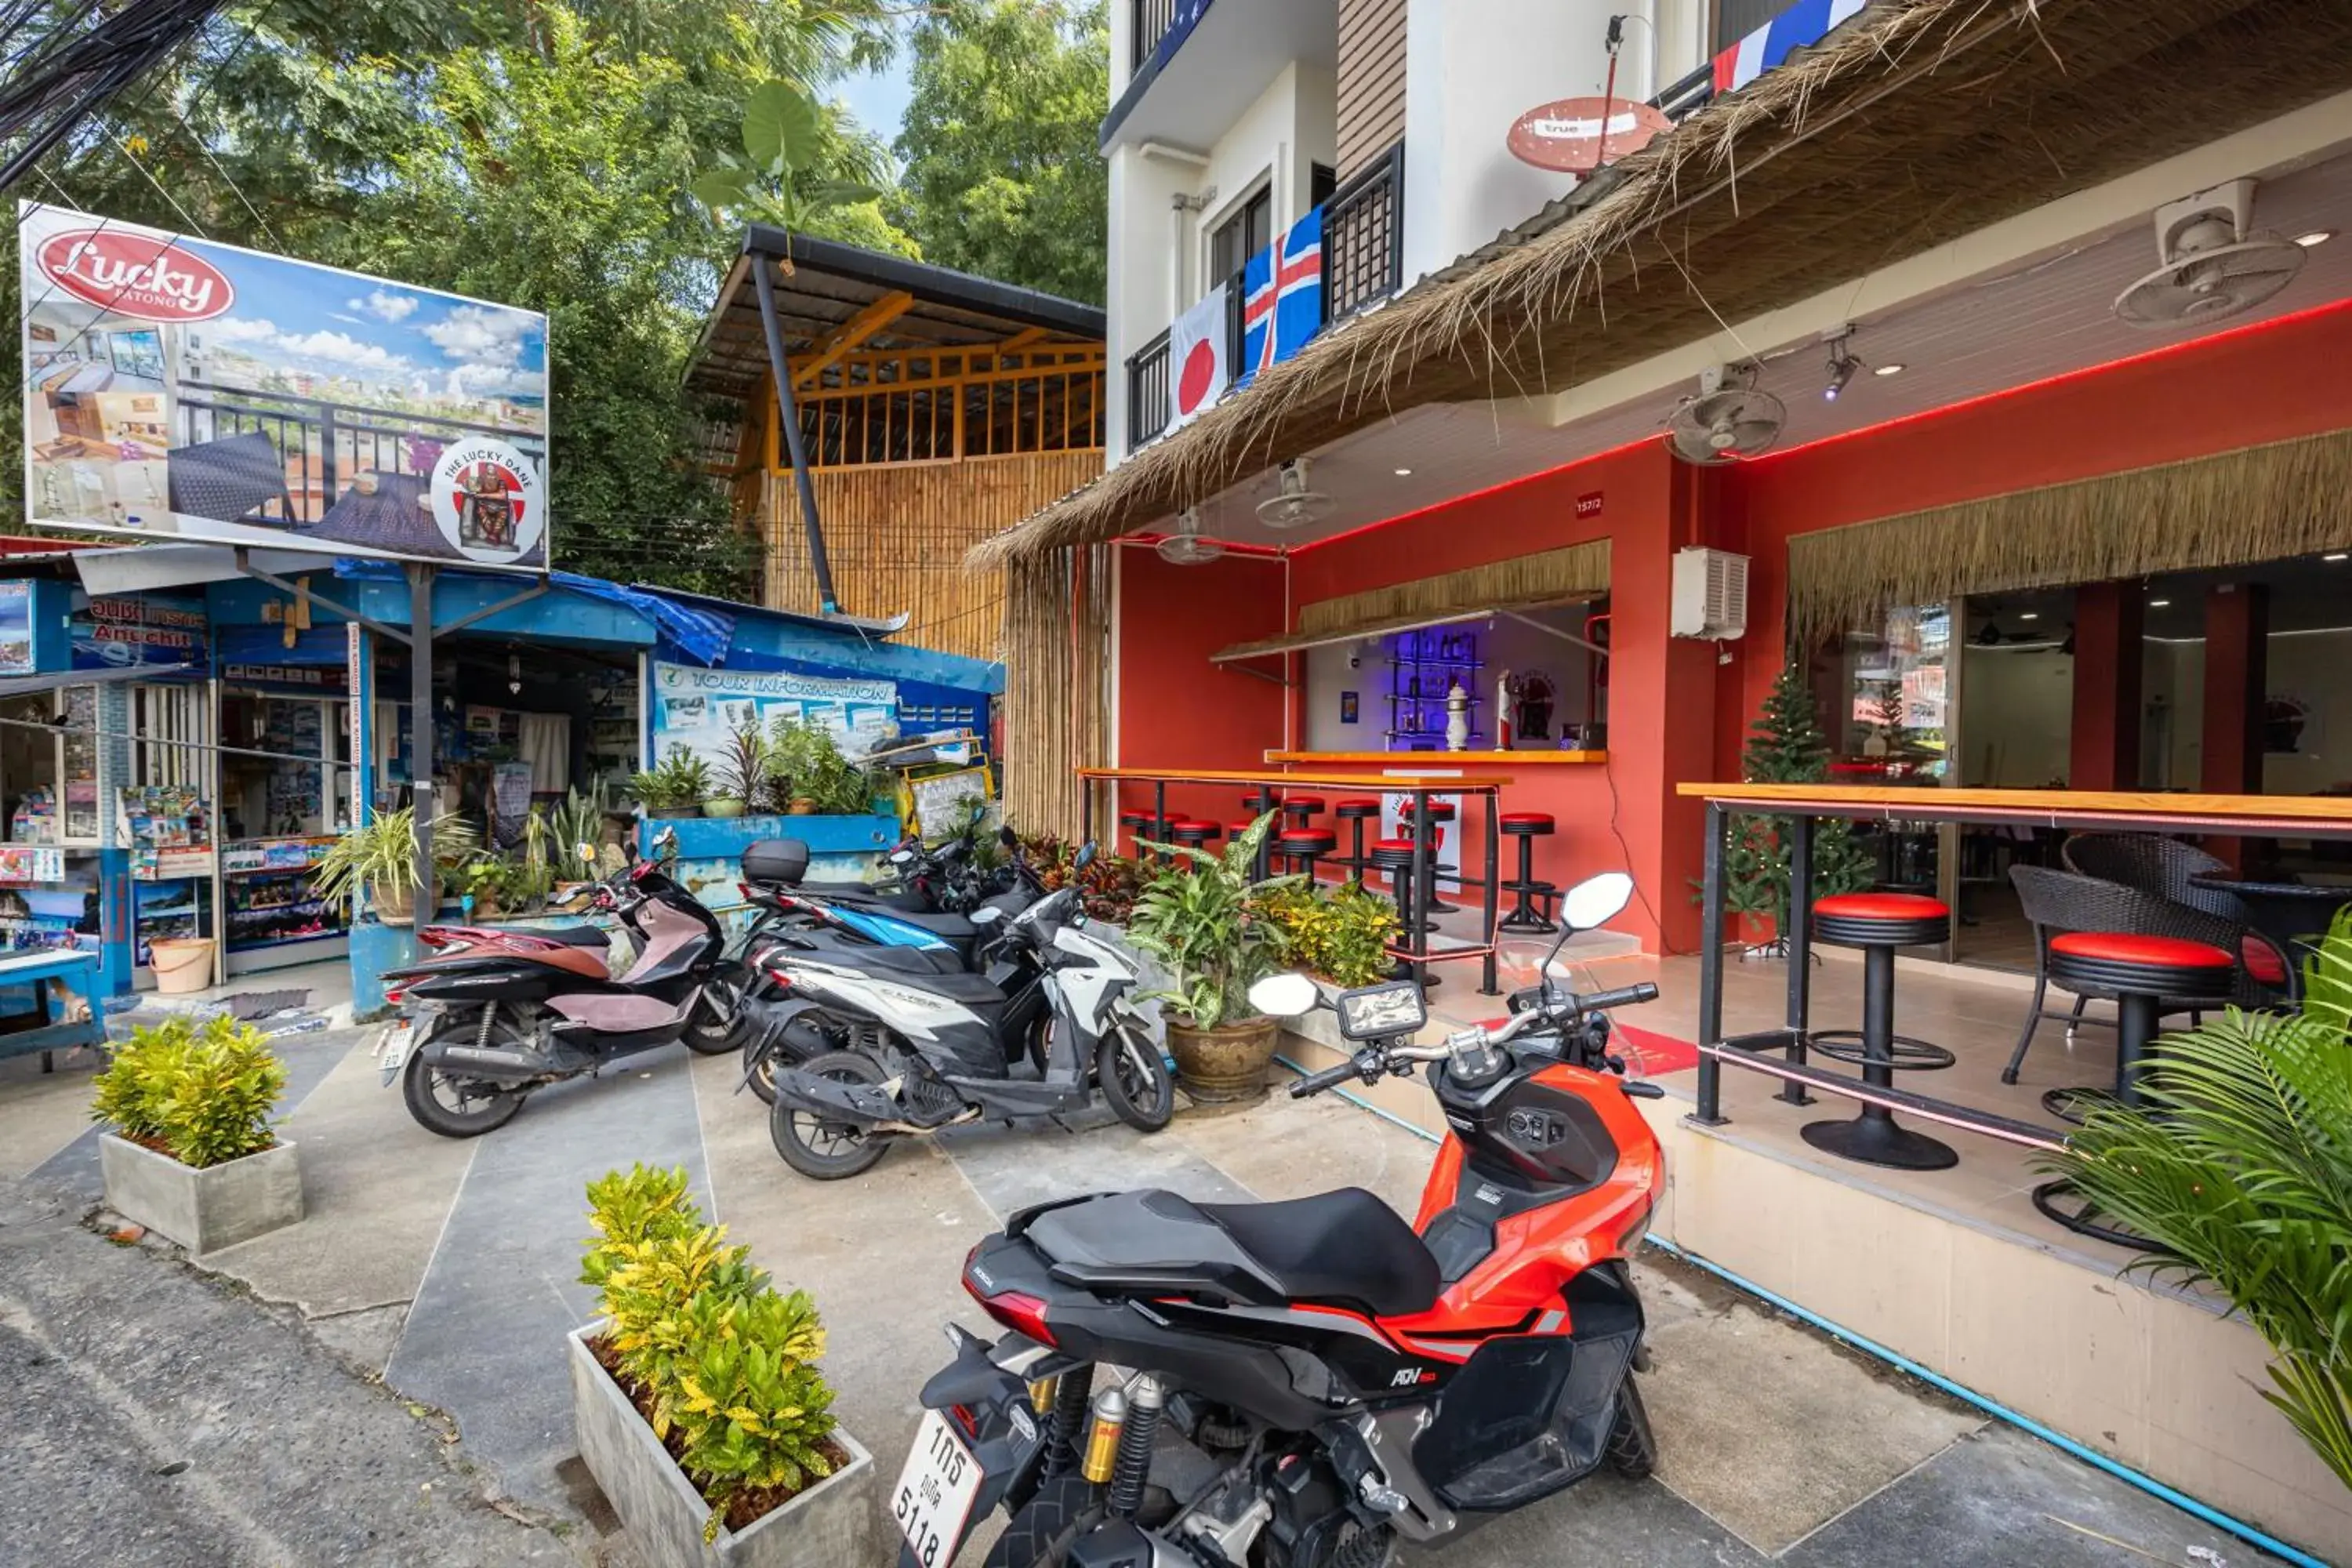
[{"left": 34, "top": 228, "right": 233, "bottom": 322}]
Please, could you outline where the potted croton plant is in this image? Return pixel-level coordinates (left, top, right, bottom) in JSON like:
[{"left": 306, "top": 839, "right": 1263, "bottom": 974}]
[
  {"left": 92, "top": 1014, "right": 303, "bottom": 1253},
  {"left": 571, "top": 1164, "right": 874, "bottom": 1567},
  {"left": 1128, "top": 811, "right": 1298, "bottom": 1102}
]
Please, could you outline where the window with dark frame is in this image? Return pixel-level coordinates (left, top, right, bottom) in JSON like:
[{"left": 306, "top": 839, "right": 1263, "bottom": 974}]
[
  {"left": 1210, "top": 185, "right": 1272, "bottom": 281},
  {"left": 1310, "top": 163, "right": 1336, "bottom": 211}
]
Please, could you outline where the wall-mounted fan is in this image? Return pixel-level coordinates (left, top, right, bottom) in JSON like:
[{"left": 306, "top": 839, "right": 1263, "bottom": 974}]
[
  {"left": 1665, "top": 362, "right": 1785, "bottom": 464},
  {"left": 1255, "top": 458, "right": 1335, "bottom": 531},
  {"left": 2114, "top": 178, "right": 2306, "bottom": 329},
  {"left": 1156, "top": 506, "right": 1225, "bottom": 565}
]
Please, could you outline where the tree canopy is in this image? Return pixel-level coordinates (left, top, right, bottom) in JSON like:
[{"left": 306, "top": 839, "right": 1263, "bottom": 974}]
[{"left": 893, "top": 0, "right": 1109, "bottom": 306}]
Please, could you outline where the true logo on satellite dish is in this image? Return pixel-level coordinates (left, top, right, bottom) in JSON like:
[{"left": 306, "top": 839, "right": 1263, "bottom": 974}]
[{"left": 1507, "top": 96, "right": 1673, "bottom": 174}]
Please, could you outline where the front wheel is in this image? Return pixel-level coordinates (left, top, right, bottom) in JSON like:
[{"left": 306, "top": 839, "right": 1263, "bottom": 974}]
[
  {"left": 769, "top": 1049, "right": 891, "bottom": 1180},
  {"left": 1606, "top": 1375, "right": 1657, "bottom": 1478},
  {"left": 681, "top": 971, "right": 746, "bottom": 1055},
  {"left": 1097, "top": 1022, "right": 1174, "bottom": 1133},
  {"left": 981, "top": 1475, "right": 1106, "bottom": 1568},
  {"left": 401, "top": 1010, "right": 532, "bottom": 1138}
]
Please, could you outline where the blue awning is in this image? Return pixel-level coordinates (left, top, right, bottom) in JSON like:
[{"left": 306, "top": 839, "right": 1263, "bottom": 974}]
[{"left": 325, "top": 561, "right": 734, "bottom": 664}]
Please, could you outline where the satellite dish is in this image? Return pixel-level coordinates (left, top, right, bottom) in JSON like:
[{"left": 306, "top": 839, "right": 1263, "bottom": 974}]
[
  {"left": 1254, "top": 459, "right": 1335, "bottom": 531},
  {"left": 1508, "top": 96, "right": 1673, "bottom": 173},
  {"left": 1156, "top": 507, "right": 1225, "bottom": 566}
]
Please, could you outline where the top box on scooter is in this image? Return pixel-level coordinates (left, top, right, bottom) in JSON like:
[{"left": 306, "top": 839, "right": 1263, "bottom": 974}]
[{"left": 741, "top": 840, "right": 810, "bottom": 887}]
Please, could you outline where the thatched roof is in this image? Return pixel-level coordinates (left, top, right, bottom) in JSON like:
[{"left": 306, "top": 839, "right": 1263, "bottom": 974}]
[{"left": 971, "top": 0, "right": 2352, "bottom": 569}]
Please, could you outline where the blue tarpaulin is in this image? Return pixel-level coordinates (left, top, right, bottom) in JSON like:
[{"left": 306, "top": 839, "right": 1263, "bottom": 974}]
[{"left": 327, "top": 561, "right": 735, "bottom": 664}]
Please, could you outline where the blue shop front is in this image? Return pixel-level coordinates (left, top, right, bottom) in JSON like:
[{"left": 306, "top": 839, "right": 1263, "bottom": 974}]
[{"left": 0, "top": 550, "right": 1000, "bottom": 1008}]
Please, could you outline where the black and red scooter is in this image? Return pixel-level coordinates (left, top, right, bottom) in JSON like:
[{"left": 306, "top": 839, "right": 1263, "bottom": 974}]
[{"left": 886, "top": 872, "right": 1667, "bottom": 1568}]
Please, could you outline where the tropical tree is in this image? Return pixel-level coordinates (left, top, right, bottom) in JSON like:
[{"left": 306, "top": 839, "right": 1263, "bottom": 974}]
[
  {"left": 2051, "top": 907, "right": 2352, "bottom": 1492},
  {"left": 894, "top": 0, "right": 1109, "bottom": 303}
]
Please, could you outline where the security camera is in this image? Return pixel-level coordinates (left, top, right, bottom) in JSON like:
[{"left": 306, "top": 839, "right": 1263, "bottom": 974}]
[{"left": 1348, "top": 654, "right": 1361, "bottom": 670}]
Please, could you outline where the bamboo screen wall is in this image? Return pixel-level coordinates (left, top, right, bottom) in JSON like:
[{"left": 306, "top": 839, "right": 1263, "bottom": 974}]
[
  {"left": 1000, "top": 544, "right": 1111, "bottom": 839},
  {"left": 1295, "top": 538, "right": 1612, "bottom": 636},
  {"left": 759, "top": 450, "right": 1104, "bottom": 663}
]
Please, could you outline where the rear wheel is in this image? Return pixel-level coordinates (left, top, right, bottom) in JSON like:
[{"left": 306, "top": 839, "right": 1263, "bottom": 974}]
[
  {"left": 980, "top": 1476, "right": 1106, "bottom": 1568},
  {"left": 1606, "top": 1375, "right": 1657, "bottom": 1478},
  {"left": 1097, "top": 1023, "right": 1174, "bottom": 1133},
  {"left": 681, "top": 971, "right": 745, "bottom": 1055},
  {"left": 769, "top": 1049, "right": 891, "bottom": 1179},
  {"left": 401, "top": 1009, "right": 532, "bottom": 1138}
]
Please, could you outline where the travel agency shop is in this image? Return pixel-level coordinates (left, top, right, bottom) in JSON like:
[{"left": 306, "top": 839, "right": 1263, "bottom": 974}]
[
  {"left": 972, "top": 3, "right": 2352, "bottom": 1561},
  {"left": 10, "top": 199, "right": 995, "bottom": 1002}
]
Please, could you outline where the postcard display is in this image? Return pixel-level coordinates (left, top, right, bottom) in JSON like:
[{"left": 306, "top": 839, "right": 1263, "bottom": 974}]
[
  {"left": 222, "top": 836, "right": 346, "bottom": 975},
  {"left": 118, "top": 786, "right": 214, "bottom": 969}
]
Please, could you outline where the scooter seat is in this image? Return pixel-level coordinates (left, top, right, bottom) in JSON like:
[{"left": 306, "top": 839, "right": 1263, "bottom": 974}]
[
  {"left": 1198, "top": 1189, "right": 1441, "bottom": 1317},
  {"left": 532, "top": 924, "right": 609, "bottom": 948}
]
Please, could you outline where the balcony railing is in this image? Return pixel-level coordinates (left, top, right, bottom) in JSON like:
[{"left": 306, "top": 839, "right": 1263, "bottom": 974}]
[
  {"left": 1123, "top": 142, "right": 1407, "bottom": 453},
  {"left": 1127, "top": 328, "right": 1171, "bottom": 452},
  {"left": 1324, "top": 141, "right": 1405, "bottom": 322},
  {"left": 1131, "top": 0, "right": 1179, "bottom": 71}
]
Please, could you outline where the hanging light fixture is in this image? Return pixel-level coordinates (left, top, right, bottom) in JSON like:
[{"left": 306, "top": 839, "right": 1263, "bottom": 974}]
[
  {"left": 1823, "top": 332, "right": 1861, "bottom": 401},
  {"left": 507, "top": 649, "right": 523, "bottom": 696}
]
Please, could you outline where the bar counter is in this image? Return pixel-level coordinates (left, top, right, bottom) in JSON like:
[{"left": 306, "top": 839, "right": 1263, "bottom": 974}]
[{"left": 1264, "top": 750, "right": 1608, "bottom": 766}]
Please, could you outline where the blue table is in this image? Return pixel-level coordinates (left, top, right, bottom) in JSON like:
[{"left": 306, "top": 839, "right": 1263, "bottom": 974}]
[{"left": 0, "top": 949, "right": 107, "bottom": 1070}]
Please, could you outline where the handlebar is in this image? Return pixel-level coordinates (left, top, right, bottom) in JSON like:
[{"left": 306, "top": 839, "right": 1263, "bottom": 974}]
[
  {"left": 1288, "top": 1055, "right": 1370, "bottom": 1098},
  {"left": 1578, "top": 982, "right": 1660, "bottom": 1013},
  {"left": 1287, "top": 979, "right": 1662, "bottom": 1102}
]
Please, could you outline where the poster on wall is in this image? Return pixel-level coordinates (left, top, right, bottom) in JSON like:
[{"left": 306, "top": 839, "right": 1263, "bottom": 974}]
[
  {"left": 651, "top": 662, "right": 898, "bottom": 766},
  {"left": 20, "top": 201, "right": 549, "bottom": 571},
  {"left": 0, "top": 582, "right": 32, "bottom": 675},
  {"left": 1377, "top": 789, "right": 1463, "bottom": 883}
]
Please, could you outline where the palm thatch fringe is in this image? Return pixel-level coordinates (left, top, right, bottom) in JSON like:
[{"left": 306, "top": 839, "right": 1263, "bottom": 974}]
[
  {"left": 1296, "top": 539, "right": 1611, "bottom": 637},
  {"left": 968, "top": 0, "right": 2352, "bottom": 569},
  {"left": 1000, "top": 545, "right": 1109, "bottom": 838},
  {"left": 1786, "top": 427, "right": 2352, "bottom": 643}
]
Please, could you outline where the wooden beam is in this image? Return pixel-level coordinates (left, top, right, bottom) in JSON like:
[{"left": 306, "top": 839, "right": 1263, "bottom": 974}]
[
  {"left": 791, "top": 291, "right": 915, "bottom": 390},
  {"left": 998, "top": 326, "right": 1050, "bottom": 353}
]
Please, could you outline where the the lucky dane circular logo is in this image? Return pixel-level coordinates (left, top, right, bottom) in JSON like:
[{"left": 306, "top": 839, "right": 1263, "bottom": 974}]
[{"left": 429, "top": 438, "right": 546, "bottom": 564}]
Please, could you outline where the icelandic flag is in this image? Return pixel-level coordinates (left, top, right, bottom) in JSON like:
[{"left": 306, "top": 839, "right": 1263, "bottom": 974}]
[
  {"left": 1712, "top": 0, "right": 1868, "bottom": 95},
  {"left": 1236, "top": 209, "right": 1324, "bottom": 387}
]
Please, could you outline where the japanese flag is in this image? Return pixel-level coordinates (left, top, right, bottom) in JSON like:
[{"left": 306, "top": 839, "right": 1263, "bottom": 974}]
[{"left": 1169, "top": 281, "right": 1229, "bottom": 431}]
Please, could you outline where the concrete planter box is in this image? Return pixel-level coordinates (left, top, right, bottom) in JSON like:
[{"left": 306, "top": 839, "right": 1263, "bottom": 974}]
[
  {"left": 568, "top": 1323, "right": 876, "bottom": 1568},
  {"left": 99, "top": 1134, "right": 303, "bottom": 1254}
]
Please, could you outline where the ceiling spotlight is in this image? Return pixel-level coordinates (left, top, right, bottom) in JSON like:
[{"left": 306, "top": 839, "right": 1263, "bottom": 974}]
[
  {"left": 2293, "top": 230, "right": 2336, "bottom": 248},
  {"left": 2325, "top": 553, "right": 2349, "bottom": 563},
  {"left": 1823, "top": 339, "right": 1860, "bottom": 401},
  {"left": 1393, "top": 467, "right": 1414, "bottom": 477},
  {"left": 2020, "top": 612, "right": 2040, "bottom": 622},
  {"left": 2149, "top": 598, "right": 2172, "bottom": 608},
  {"left": 1872, "top": 362, "right": 1905, "bottom": 376}
]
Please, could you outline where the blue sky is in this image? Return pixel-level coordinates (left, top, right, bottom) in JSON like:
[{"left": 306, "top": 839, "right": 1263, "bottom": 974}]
[{"left": 833, "top": 51, "right": 915, "bottom": 146}]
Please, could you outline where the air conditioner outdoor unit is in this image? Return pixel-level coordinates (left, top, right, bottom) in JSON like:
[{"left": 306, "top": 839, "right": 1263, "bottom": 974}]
[{"left": 1671, "top": 547, "right": 1748, "bottom": 640}]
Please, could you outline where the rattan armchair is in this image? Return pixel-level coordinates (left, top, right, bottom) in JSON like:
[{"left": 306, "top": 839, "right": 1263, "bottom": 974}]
[
  {"left": 2060, "top": 832, "right": 2290, "bottom": 980},
  {"left": 2002, "top": 866, "right": 2281, "bottom": 1087}
]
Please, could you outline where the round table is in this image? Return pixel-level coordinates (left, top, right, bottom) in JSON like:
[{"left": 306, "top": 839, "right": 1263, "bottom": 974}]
[{"left": 2188, "top": 873, "right": 2352, "bottom": 999}]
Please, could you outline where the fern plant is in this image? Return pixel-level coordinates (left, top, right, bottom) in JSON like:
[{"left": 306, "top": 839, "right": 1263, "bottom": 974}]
[
  {"left": 91, "top": 1015, "right": 285, "bottom": 1168},
  {"left": 2049, "top": 905, "right": 2352, "bottom": 1492},
  {"left": 579, "top": 1165, "right": 840, "bottom": 1538},
  {"left": 1127, "top": 811, "right": 1299, "bottom": 1029}
]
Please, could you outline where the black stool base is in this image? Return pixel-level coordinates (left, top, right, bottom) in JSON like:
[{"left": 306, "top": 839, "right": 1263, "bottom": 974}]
[
  {"left": 1801, "top": 1112, "right": 1958, "bottom": 1171},
  {"left": 1807, "top": 1029, "right": 1956, "bottom": 1071},
  {"left": 2031, "top": 1178, "right": 2159, "bottom": 1252}
]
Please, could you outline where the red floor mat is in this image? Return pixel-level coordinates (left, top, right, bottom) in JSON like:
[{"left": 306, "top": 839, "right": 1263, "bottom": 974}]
[{"left": 1614, "top": 1022, "right": 1700, "bottom": 1076}]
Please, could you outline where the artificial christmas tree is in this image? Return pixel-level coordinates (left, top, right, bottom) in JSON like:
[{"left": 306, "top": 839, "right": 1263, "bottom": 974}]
[{"left": 1722, "top": 661, "right": 1874, "bottom": 952}]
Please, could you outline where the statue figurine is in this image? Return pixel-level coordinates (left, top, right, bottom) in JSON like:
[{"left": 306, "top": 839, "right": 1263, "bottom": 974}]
[{"left": 1445, "top": 680, "right": 1470, "bottom": 751}]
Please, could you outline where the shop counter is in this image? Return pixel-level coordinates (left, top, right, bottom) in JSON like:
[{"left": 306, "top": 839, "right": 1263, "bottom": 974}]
[{"left": 1262, "top": 750, "right": 1607, "bottom": 766}]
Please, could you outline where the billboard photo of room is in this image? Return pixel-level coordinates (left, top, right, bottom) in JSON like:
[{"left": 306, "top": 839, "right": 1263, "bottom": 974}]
[{"left": 19, "top": 201, "right": 550, "bottom": 571}]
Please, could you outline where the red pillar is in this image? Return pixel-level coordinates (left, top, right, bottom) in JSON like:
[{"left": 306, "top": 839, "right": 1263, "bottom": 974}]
[
  {"left": 2068, "top": 582, "right": 2142, "bottom": 791},
  {"left": 2201, "top": 583, "right": 2268, "bottom": 865}
]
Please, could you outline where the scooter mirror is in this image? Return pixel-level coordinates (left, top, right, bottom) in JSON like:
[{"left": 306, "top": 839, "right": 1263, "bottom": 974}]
[
  {"left": 1247, "top": 972, "right": 1319, "bottom": 1018},
  {"left": 971, "top": 905, "right": 1005, "bottom": 924},
  {"left": 575, "top": 841, "right": 597, "bottom": 866},
  {"left": 1559, "top": 871, "right": 1634, "bottom": 931},
  {"left": 890, "top": 848, "right": 916, "bottom": 866},
  {"left": 1075, "top": 842, "right": 1097, "bottom": 870},
  {"left": 998, "top": 825, "right": 1019, "bottom": 848}
]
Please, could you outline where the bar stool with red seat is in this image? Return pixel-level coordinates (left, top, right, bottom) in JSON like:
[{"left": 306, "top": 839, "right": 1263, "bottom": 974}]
[
  {"left": 1279, "top": 794, "right": 1327, "bottom": 831},
  {"left": 1800, "top": 891, "right": 1961, "bottom": 1171},
  {"left": 1333, "top": 798, "right": 1382, "bottom": 878},
  {"left": 2030, "top": 931, "right": 2235, "bottom": 1250},
  {"left": 1497, "top": 811, "right": 1559, "bottom": 934},
  {"left": 1402, "top": 800, "right": 1457, "bottom": 913},
  {"left": 1168, "top": 820, "right": 1221, "bottom": 858},
  {"left": 1275, "top": 826, "right": 1338, "bottom": 881},
  {"left": 1118, "top": 809, "right": 1153, "bottom": 858},
  {"left": 1368, "top": 837, "right": 1433, "bottom": 985}
]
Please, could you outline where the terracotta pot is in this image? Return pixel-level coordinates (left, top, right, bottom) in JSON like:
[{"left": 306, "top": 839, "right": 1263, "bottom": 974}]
[
  {"left": 1167, "top": 1014, "right": 1280, "bottom": 1103},
  {"left": 705, "top": 797, "right": 747, "bottom": 820},
  {"left": 788, "top": 798, "right": 818, "bottom": 815},
  {"left": 371, "top": 881, "right": 414, "bottom": 925}
]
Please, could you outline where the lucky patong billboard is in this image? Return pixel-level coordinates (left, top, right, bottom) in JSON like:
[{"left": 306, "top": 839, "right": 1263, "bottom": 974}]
[{"left": 20, "top": 201, "right": 550, "bottom": 570}]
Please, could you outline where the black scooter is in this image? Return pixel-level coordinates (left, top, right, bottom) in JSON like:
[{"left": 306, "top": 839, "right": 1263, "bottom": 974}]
[{"left": 375, "top": 835, "right": 742, "bottom": 1138}]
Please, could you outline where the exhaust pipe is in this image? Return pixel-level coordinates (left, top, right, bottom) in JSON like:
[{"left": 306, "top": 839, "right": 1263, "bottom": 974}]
[{"left": 423, "top": 1043, "right": 551, "bottom": 1084}]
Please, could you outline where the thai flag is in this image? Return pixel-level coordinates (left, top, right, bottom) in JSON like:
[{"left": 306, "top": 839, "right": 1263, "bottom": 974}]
[
  {"left": 1712, "top": 0, "right": 1869, "bottom": 95},
  {"left": 1237, "top": 209, "right": 1324, "bottom": 387}
]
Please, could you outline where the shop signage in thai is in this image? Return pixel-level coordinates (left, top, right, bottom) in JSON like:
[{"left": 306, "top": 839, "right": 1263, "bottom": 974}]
[
  {"left": 651, "top": 660, "right": 898, "bottom": 765},
  {"left": 20, "top": 201, "right": 550, "bottom": 571},
  {"left": 70, "top": 592, "right": 207, "bottom": 673}
]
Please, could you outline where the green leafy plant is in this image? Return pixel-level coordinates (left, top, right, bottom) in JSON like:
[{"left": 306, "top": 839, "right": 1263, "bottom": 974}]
[
  {"left": 713, "top": 722, "right": 769, "bottom": 810},
  {"left": 691, "top": 78, "right": 887, "bottom": 230},
  {"left": 633, "top": 744, "right": 714, "bottom": 811},
  {"left": 765, "top": 717, "right": 875, "bottom": 816},
  {"left": 1017, "top": 829, "right": 1150, "bottom": 922},
  {"left": 580, "top": 1165, "right": 841, "bottom": 1539},
  {"left": 90, "top": 1015, "right": 287, "bottom": 1169},
  {"left": 550, "top": 781, "right": 627, "bottom": 880},
  {"left": 2049, "top": 906, "right": 2352, "bottom": 1492},
  {"left": 311, "top": 806, "right": 481, "bottom": 920},
  {"left": 1257, "top": 880, "right": 1399, "bottom": 987},
  {"left": 1127, "top": 811, "right": 1297, "bottom": 1028}
]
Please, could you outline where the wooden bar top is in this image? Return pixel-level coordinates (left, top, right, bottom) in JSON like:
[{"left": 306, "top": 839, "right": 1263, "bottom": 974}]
[
  {"left": 1265, "top": 750, "right": 1607, "bottom": 767},
  {"left": 1083, "top": 766, "right": 1515, "bottom": 790},
  {"left": 1679, "top": 781, "right": 2352, "bottom": 826}
]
